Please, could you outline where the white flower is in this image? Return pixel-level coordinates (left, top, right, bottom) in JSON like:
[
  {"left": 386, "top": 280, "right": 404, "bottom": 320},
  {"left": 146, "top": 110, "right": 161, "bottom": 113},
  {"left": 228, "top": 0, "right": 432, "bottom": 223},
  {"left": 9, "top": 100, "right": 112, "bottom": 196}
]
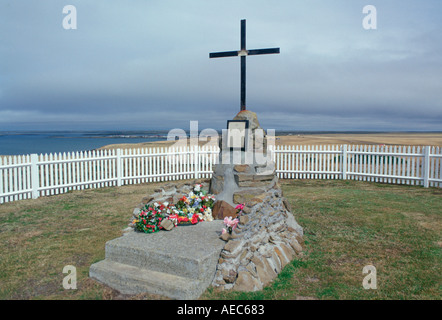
[
  {"left": 194, "top": 184, "right": 201, "bottom": 192},
  {"left": 163, "top": 201, "right": 169, "bottom": 207},
  {"left": 154, "top": 202, "right": 159, "bottom": 207}
]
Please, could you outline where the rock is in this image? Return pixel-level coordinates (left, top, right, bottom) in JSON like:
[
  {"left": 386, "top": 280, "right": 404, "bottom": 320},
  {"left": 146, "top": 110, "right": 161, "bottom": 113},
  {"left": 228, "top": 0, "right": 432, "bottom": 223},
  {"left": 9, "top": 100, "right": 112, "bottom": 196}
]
[
  {"left": 283, "top": 198, "right": 292, "bottom": 212},
  {"left": 274, "top": 246, "right": 290, "bottom": 266},
  {"left": 234, "top": 164, "right": 250, "bottom": 173},
  {"left": 209, "top": 175, "right": 224, "bottom": 195},
  {"left": 233, "top": 110, "right": 261, "bottom": 131},
  {"left": 253, "top": 174, "right": 274, "bottom": 181},
  {"left": 261, "top": 258, "right": 278, "bottom": 282},
  {"left": 222, "top": 269, "right": 237, "bottom": 283},
  {"left": 235, "top": 174, "right": 255, "bottom": 182},
  {"left": 224, "top": 240, "right": 242, "bottom": 253},
  {"left": 141, "top": 196, "right": 154, "bottom": 204},
  {"left": 133, "top": 207, "right": 141, "bottom": 217},
  {"left": 159, "top": 219, "right": 174, "bottom": 231},
  {"left": 239, "top": 215, "right": 249, "bottom": 225},
  {"left": 246, "top": 263, "right": 258, "bottom": 278},
  {"left": 220, "top": 232, "right": 231, "bottom": 242},
  {"left": 289, "top": 238, "right": 303, "bottom": 254},
  {"left": 254, "top": 263, "right": 272, "bottom": 286},
  {"left": 269, "top": 251, "right": 282, "bottom": 273},
  {"left": 233, "top": 189, "right": 267, "bottom": 206},
  {"left": 279, "top": 242, "right": 295, "bottom": 261},
  {"left": 237, "top": 179, "right": 273, "bottom": 188},
  {"left": 212, "top": 200, "right": 238, "bottom": 220},
  {"left": 233, "top": 270, "right": 260, "bottom": 292},
  {"left": 296, "top": 235, "right": 305, "bottom": 246}
]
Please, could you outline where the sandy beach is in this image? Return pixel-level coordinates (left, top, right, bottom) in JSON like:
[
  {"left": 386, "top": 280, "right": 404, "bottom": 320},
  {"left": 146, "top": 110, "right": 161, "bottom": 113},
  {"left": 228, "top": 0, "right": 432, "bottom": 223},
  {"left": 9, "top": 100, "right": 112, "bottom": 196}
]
[
  {"left": 98, "top": 132, "right": 442, "bottom": 151},
  {"left": 275, "top": 132, "right": 442, "bottom": 147}
]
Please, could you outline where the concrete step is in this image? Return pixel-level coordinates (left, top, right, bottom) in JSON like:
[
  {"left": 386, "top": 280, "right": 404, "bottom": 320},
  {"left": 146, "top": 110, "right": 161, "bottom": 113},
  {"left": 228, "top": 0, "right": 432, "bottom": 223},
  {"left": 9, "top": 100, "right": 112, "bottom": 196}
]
[
  {"left": 103, "top": 220, "right": 225, "bottom": 280},
  {"left": 89, "top": 260, "right": 207, "bottom": 300},
  {"left": 89, "top": 220, "right": 226, "bottom": 299}
]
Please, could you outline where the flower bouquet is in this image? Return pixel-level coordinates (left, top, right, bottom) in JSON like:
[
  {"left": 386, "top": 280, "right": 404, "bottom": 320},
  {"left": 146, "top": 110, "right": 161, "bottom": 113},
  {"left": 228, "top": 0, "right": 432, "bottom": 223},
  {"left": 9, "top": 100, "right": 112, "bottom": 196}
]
[
  {"left": 169, "top": 184, "right": 216, "bottom": 226},
  {"left": 132, "top": 202, "right": 169, "bottom": 234},
  {"left": 132, "top": 184, "right": 216, "bottom": 233},
  {"left": 222, "top": 216, "right": 239, "bottom": 235}
]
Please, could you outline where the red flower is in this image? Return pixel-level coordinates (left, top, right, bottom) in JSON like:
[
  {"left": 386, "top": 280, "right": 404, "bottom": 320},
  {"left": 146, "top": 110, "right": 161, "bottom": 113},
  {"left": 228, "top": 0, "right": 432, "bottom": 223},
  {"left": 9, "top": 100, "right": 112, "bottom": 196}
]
[{"left": 168, "top": 214, "right": 178, "bottom": 220}]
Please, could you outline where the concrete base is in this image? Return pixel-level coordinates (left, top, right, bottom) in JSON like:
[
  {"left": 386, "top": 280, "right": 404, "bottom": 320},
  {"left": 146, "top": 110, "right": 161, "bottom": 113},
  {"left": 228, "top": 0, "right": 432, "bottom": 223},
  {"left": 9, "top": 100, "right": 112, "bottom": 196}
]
[{"left": 90, "top": 220, "right": 225, "bottom": 300}]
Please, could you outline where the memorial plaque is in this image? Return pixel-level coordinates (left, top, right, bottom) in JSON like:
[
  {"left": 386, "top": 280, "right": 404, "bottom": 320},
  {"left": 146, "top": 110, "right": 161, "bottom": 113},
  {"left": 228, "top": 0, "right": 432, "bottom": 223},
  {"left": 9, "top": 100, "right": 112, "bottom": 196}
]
[{"left": 227, "top": 120, "right": 249, "bottom": 151}]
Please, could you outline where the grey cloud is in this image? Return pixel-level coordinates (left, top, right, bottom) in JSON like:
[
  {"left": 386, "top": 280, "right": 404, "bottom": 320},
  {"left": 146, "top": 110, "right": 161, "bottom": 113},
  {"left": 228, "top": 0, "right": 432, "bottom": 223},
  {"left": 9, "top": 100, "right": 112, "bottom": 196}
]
[{"left": 0, "top": 0, "right": 441, "bottom": 131}]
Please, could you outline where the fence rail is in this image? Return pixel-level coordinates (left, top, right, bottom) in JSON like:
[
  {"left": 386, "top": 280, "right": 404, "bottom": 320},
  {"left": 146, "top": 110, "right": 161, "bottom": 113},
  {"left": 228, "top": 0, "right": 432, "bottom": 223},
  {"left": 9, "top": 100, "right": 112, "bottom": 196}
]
[
  {"left": 1, "top": 144, "right": 441, "bottom": 203},
  {"left": 271, "top": 144, "right": 442, "bottom": 188}
]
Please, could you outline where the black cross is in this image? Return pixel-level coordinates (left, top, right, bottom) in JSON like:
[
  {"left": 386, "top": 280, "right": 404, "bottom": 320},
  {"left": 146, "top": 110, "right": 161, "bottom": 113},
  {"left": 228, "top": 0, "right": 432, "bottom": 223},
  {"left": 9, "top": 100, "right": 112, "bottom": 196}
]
[{"left": 210, "top": 19, "right": 280, "bottom": 111}]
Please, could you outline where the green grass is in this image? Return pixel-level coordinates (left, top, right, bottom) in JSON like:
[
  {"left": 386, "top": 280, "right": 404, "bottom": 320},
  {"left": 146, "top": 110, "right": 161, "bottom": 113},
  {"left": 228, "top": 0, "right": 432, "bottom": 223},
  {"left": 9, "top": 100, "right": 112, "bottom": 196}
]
[
  {"left": 0, "top": 180, "right": 440, "bottom": 300},
  {"left": 202, "top": 180, "right": 441, "bottom": 300}
]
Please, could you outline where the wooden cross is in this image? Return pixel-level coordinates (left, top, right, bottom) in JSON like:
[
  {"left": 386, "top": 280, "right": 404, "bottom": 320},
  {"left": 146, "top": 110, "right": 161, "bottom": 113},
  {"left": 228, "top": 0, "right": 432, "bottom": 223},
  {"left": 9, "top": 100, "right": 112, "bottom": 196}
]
[{"left": 210, "top": 19, "right": 280, "bottom": 111}]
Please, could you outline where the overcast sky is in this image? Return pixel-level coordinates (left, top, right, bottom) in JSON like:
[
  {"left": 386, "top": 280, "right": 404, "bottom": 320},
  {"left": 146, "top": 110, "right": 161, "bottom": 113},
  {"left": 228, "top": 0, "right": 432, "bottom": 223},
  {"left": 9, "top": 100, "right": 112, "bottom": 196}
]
[{"left": 0, "top": 0, "right": 441, "bottom": 132}]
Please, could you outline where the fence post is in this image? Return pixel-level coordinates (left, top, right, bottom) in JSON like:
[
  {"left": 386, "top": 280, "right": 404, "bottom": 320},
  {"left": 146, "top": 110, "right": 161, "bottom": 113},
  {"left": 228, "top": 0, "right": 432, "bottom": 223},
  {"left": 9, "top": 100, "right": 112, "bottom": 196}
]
[
  {"left": 116, "top": 149, "right": 122, "bottom": 186},
  {"left": 30, "top": 154, "right": 40, "bottom": 199},
  {"left": 423, "top": 146, "right": 430, "bottom": 188},
  {"left": 341, "top": 144, "right": 347, "bottom": 180},
  {"left": 194, "top": 145, "right": 199, "bottom": 179},
  {"left": 0, "top": 156, "right": 3, "bottom": 203}
]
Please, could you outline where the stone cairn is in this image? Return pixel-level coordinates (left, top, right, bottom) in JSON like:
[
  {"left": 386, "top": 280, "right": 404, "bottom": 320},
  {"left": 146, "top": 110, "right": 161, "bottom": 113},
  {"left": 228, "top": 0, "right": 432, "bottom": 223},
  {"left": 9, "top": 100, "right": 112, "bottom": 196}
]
[
  {"left": 129, "top": 110, "right": 304, "bottom": 293},
  {"left": 209, "top": 110, "right": 304, "bottom": 291}
]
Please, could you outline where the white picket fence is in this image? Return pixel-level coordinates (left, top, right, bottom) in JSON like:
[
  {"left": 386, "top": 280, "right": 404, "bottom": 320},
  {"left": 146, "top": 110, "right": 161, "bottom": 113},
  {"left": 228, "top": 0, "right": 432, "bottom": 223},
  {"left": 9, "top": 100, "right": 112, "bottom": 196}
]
[
  {"left": 271, "top": 145, "right": 442, "bottom": 187},
  {"left": 0, "top": 144, "right": 441, "bottom": 203}
]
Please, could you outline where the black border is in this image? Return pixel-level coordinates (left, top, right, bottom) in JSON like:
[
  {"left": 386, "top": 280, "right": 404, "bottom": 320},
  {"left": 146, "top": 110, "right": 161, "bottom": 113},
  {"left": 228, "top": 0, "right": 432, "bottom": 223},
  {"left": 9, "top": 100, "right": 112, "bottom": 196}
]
[{"left": 226, "top": 120, "right": 249, "bottom": 151}]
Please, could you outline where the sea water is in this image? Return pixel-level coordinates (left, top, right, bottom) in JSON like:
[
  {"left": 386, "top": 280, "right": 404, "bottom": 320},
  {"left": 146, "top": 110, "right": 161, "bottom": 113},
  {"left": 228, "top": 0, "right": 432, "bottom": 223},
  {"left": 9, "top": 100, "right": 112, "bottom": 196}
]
[{"left": 0, "top": 131, "right": 170, "bottom": 155}]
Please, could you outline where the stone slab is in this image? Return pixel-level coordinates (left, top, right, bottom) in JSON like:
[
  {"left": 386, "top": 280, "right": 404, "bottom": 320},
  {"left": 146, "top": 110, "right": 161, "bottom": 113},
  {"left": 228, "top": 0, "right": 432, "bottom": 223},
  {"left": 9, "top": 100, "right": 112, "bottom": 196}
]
[
  {"left": 89, "top": 260, "right": 206, "bottom": 300},
  {"left": 103, "top": 220, "right": 225, "bottom": 280},
  {"left": 89, "top": 220, "right": 226, "bottom": 299}
]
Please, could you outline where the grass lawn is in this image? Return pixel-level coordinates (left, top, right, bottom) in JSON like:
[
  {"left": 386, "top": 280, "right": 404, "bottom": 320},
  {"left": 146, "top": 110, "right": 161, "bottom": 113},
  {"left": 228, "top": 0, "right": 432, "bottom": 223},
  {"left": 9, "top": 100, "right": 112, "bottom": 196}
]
[{"left": 0, "top": 180, "right": 440, "bottom": 300}]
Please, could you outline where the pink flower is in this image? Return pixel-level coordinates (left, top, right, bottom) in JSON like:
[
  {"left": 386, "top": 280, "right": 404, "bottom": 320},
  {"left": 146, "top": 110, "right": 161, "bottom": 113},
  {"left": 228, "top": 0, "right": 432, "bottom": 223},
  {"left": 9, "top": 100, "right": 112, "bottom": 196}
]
[
  {"left": 230, "top": 218, "right": 239, "bottom": 230},
  {"left": 223, "top": 216, "right": 232, "bottom": 226},
  {"left": 224, "top": 216, "right": 239, "bottom": 229},
  {"left": 222, "top": 228, "right": 227, "bottom": 235}
]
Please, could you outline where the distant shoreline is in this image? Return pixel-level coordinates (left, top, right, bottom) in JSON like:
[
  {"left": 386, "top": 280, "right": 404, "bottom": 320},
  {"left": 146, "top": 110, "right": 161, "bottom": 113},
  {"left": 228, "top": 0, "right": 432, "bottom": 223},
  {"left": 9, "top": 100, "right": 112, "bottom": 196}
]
[
  {"left": 98, "top": 132, "right": 442, "bottom": 151},
  {"left": 1, "top": 132, "right": 441, "bottom": 157}
]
